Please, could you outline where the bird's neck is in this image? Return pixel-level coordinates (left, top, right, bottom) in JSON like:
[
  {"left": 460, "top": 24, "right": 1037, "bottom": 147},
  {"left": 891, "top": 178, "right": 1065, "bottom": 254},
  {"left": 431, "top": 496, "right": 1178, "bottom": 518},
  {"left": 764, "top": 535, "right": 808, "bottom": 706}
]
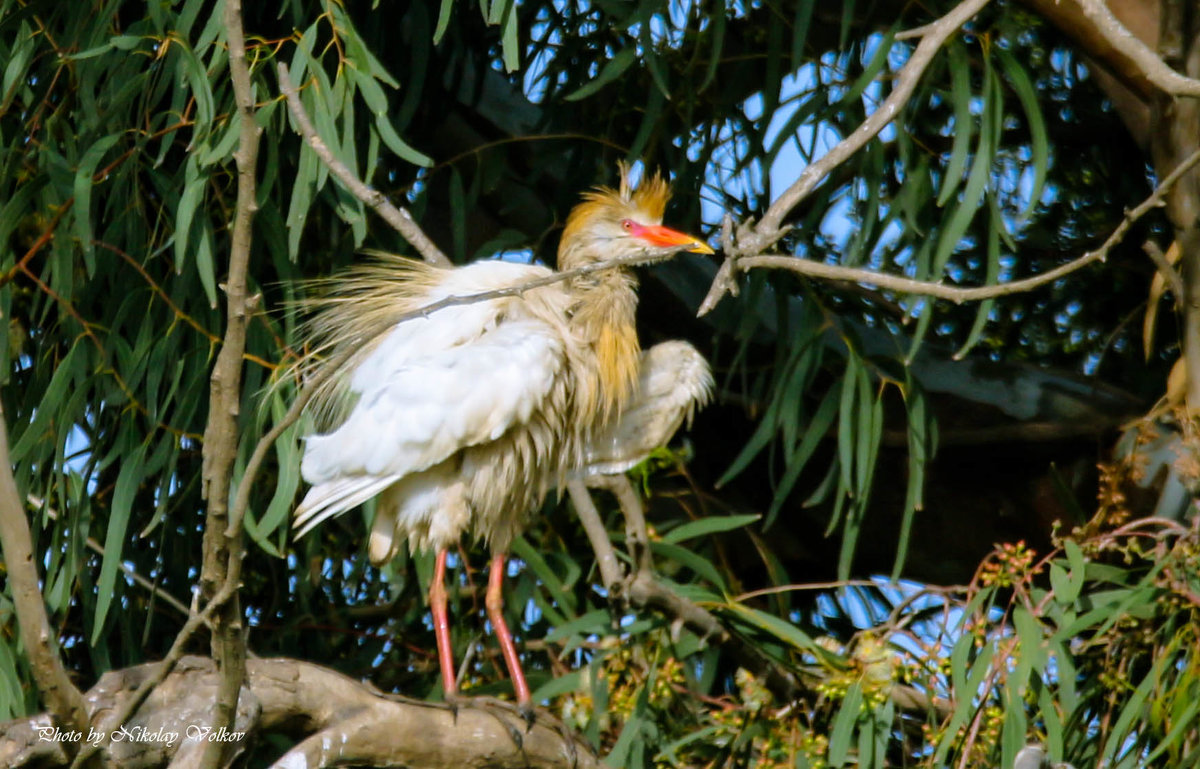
[{"left": 569, "top": 269, "right": 640, "bottom": 420}]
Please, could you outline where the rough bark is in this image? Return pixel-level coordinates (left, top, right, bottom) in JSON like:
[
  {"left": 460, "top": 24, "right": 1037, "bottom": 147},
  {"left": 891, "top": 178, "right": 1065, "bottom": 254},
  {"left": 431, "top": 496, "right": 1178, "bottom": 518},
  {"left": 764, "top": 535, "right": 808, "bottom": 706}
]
[
  {"left": 0, "top": 657, "right": 597, "bottom": 769},
  {"left": 195, "top": 1, "right": 262, "bottom": 764},
  {"left": 1148, "top": 1, "right": 1200, "bottom": 416},
  {"left": 0, "top": 409, "right": 88, "bottom": 743}
]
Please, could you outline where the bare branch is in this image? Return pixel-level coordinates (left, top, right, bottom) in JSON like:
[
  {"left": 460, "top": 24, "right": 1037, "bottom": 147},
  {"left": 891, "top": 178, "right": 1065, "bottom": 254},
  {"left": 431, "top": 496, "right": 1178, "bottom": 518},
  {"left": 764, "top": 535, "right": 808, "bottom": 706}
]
[
  {"left": 587, "top": 475, "right": 653, "bottom": 574},
  {"left": 759, "top": 0, "right": 991, "bottom": 237},
  {"left": 566, "top": 479, "right": 624, "bottom": 593},
  {"left": 1143, "top": 239, "right": 1185, "bottom": 301},
  {"left": 277, "top": 63, "right": 452, "bottom": 267},
  {"left": 196, "top": 1, "right": 262, "bottom": 764},
  {"left": 699, "top": 0, "right": 992, "bottom": 315},
  {"left": 0, "top": 409, "right": 88, "bottom": 740},
  {"left": 714, "top": 145, "right": 1200, "bottom": 306},
  {"left": 68, "top": 586, "right": 237, "bottom": 768},
  {"left": 1074, "top": 0, "right": 1200, "bottom": 98}
]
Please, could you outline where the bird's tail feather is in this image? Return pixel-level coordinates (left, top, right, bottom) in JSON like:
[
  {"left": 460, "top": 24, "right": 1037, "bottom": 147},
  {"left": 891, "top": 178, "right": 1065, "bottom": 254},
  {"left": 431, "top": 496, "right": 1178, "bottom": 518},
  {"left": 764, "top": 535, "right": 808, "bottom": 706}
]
[{"left": 293, "top": 475, "right": 400, "bottom": 539}]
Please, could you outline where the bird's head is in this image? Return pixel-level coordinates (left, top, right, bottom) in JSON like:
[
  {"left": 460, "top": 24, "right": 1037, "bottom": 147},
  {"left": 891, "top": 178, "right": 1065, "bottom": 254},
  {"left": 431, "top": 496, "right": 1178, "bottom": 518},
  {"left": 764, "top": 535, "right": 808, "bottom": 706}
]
[{"left": 558, "top": 163, "right": 714, "bottom": 271}]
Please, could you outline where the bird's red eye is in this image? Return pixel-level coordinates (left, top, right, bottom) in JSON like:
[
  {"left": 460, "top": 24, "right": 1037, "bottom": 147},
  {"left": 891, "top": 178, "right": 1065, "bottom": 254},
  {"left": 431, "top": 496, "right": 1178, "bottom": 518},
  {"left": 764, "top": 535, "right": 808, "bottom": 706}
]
[{"left": 620, "top": 219, "right": 634, "bottom": 231}]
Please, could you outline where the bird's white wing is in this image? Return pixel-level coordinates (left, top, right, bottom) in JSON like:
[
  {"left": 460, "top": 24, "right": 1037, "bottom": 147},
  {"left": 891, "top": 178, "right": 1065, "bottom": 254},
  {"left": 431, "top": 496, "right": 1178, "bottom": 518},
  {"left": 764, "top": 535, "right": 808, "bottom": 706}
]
[
  {"left": 295, "top": 309, "right": 566, "bottom": 537},
  {"left": 294, "top": 262, "right": 568, "bottom": 539},
  {"left": 302, "top": 312, "right": 566, "bottom": 485},
  {"left": 579, "top": 340, "right": 712, "bottom": 476}
]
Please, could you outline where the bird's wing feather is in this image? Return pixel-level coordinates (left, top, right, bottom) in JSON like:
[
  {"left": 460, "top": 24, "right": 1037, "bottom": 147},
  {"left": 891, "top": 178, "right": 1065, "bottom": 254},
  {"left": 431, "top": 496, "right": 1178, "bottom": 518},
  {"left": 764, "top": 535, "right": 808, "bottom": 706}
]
[
  {"left": 580, "top": 340, "right": 713, "bottom": 476},
  {"left": 301, "top": 308, "right": 566, "bottom": 485}
]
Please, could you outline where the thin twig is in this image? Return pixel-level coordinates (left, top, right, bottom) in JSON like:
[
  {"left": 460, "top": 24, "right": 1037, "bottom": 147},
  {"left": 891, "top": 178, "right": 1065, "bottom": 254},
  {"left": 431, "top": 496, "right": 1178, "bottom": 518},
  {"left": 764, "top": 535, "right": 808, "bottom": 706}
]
[
  {"left": 721, "top": 146, "right": 1200, "bottom": 305},
  {"left": 698, "top": 0, "right": 992, "bottom": 315},
  {"left": 1142, "top": 240, "right": 1185, "bottom": 302},
  {"left": 276, "top": 62, "right": 451, "bottom": 267},
  {"left": 69, "top": 578, "right": 240, "bottom": 768}
]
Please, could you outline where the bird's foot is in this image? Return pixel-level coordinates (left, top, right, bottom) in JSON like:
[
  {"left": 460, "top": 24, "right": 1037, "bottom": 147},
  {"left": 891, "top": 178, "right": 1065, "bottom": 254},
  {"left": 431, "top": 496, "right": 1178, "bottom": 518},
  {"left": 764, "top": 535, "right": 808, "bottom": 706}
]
[
  {"left": 518, "top": 700, "right": 536, "bottom": 732},
  {"left": 442, "top": 691, "right": 463, "bottom": 723}
]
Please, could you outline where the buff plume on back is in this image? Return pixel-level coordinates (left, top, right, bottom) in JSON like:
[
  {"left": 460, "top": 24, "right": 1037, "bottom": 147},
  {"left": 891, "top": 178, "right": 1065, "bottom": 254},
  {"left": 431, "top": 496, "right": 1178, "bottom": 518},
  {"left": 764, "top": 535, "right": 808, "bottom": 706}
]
[{"left": 291, "top": 163, "right": 714, "bottom": 717}]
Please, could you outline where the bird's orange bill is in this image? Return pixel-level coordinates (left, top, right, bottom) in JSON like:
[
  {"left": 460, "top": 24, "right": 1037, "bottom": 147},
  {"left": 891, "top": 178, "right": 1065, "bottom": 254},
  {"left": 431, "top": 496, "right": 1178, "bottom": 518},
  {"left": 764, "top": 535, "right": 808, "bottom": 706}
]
[{"left": 636, "top": 224, "right": 715, "bottom": 254}]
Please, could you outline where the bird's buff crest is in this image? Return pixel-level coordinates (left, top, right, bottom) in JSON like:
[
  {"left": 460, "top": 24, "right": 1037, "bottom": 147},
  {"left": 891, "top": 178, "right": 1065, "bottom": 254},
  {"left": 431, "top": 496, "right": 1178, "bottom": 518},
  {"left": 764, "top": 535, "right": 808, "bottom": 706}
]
[{"left": 566, "top": 161, "right": 671, "bottom": 233}]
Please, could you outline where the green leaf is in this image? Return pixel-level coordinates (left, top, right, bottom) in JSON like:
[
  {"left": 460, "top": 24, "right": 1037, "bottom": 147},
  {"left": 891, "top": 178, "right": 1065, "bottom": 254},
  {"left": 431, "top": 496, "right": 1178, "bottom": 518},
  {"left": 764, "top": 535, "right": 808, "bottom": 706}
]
[
  {"left": 935, "top": 632, "right": 994, "bottom": 764},
  {"left": 699, "top": 4, "right": 725, "bottom": 92},
  {"left": 1100, "top": 653, "right": 1165, "bottom": 763},
  {"left": 529, "top": 670, "right": 582, "bottom": 704},
  {"left": 10, "top": 343, "right": 83, "bottom": 464},
  {"left": 375, "top": 115, "right": 433, "bottom": 167},
  {"left": 1049, "top": 563, "right": 1074, "bottom": 604},
  {"left": 565, "top": 48, "right": 636, "bottom": 102},
  {"left": 998, "top": 48, "right": 1048, "bottom": 219},
  {"left": 723, "top": 603, "right": 833, "bottom": 661},
  {"left": 790, "top": 0, "right": 814, "bottom": 68},
  {"left": 433, "top": 0, "right": 455, "bottom": 43},
  {"left": 194, "top": 221, "right": 217, "bottom": 308},
  {"left": 512, "top": 536, "right": 576, "bottom": 618},
  {"left": 828, "top": 681, "right": 863, "bottom": 766},
  {"left": 175, "top": 39, "right": 214, "bottom": 131},
  {"left": 660, "top": 513, "right": 760, "bottom": 545},
  {"left": 1, "top": 28, "right": 33, "bottom": 103},
  {"left": 936, "top": 40, "right": 972, "bottom": 207},
  {"left": 92, "top": 441, "right": 147, "bottom": 645},
  {"left": 767, "top": 384, "right": 840, "bottom": 526},
  {"left": 71, "top": 133, "right": 122, "bottom": 265},
  {"left": 287, "top": 140, "right": 318, "bottom": 260},
  {"left": 836, "top": 355, "right": 859, "bottom": 496},
  {"left": 498, "top": 0, "right": 519, "bottom": 72},
  {"left": 952, "top": 200, "right": 1000, "bottom": 359},
  {"left": 842, "top": 30, "right": 894, "bottom": 105},
  {"left": 174, "top": 158, "right": 206, "bottom": 273},
  {"left": 649, "top": 542, "right": 727, "bottom": 589},
  {"left": 544, "top": 608, "right": 611, "bottom": 644}
]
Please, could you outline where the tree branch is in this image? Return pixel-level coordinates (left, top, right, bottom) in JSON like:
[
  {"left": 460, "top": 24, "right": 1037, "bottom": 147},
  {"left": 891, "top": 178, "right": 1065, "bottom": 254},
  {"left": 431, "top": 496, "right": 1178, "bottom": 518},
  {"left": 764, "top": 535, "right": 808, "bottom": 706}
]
[
  {"left": 579, "top": 474, "right": 806, "bottom": 702},
  {"left": 1143, "top": 239, "right": 1185, "bottom": 302},
  {"left": 277, "top": 63, "right": 452, "bottom": 267},
  {"left": 699, "top": 0, "right": 993, "bottom": 315},
  {"left": 68, "top": 582, "right": 236, "bottom": 768},
  {"left": 196, "top": 1, "right": 261, "bottom": 764},
  {"left": 7, "top": 657, "right": 599, "bottom": 769},
  {"left": 1074, "top": 0, "right": 1200, "bottom": 98},
  {"left": 706, "top": 145, "right": 1200, "bottom": 308},
  {"left": 566, "top": 479, "right": 624, "bottom": 594},
  {"left": 0, "top": 408, "right": 88, "bottom": 742}
]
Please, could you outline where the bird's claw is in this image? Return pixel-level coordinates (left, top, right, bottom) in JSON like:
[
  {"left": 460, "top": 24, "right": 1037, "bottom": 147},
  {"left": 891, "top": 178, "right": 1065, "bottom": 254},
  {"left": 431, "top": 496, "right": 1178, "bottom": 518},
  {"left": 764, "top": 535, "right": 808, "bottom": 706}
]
[
  {"left": 443, "top": 692, "right": 462, "bottom": 723},
  {"left": 518, "top": 701, "right": 536, "bottom": 732}
]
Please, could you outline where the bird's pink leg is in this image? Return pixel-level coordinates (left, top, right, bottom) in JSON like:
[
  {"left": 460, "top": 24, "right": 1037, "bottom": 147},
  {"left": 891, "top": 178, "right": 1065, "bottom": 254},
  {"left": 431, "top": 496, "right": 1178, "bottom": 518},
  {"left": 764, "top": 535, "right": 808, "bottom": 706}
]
[
  {"left": 429, "top": 548, "right": 457, "bottom": 700},
  {"left": 486, "top": 552, "right": 532, "bottom": 712}
]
